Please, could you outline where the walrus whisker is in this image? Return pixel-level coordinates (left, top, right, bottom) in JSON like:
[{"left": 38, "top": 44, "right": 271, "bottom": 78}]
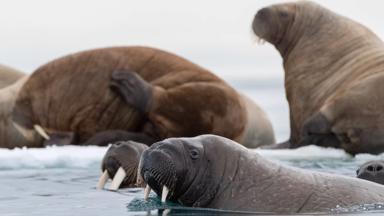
[
  {"left": 144, "top": 184, "right": 151, "bottom": 200},
  {"left": 109, "top": 167, "right": 127, "bottom": 191},
  {"left": 250, "top": 30, "right": 266, "bottom": 45},
  {"left": 96, "top": 170, "right": 109, "bottom": 190},
  {"left": 33, "top": 124, "right": 50, "bottom": 140},
  {"left": 161, "top": 185, "right": 169, "bottom": 203}
]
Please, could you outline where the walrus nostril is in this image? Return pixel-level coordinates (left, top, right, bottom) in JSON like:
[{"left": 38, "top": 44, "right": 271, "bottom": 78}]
[
  {"left": 377, "top": 165, "right": 383, "bottom": 172},
  {"left": 367, "top": 165, "right": 375, "bottom": 172},
  {"left": 256, "top": 8, "right": 271, "bottom": 20}
]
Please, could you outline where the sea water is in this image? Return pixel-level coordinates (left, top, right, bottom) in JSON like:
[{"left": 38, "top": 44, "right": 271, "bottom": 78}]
[{"left": 1, "top": 81, "right": 384, "bottom": 216}]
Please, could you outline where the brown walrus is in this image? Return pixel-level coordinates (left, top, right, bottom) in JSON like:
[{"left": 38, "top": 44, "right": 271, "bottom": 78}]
[
  {"left": 0, "top": 64, "right": 25, "bottom": 88},
  {"left": 3, "top": 46, "right": 275, "bottom": 149},
  {"left": 253, "top": 1, "right": 384, "bottom": 155}
]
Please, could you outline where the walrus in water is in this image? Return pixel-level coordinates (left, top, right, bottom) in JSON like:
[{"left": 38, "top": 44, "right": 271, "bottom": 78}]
[
  {"left": 253, "top": 1, "right": 384, "bottom": 155},
  {"left": 96, "top": 140, "right": 148, "bottom": 190},
  {"left": 3, "top": 46, "right": 275, "bottom": 149},
  {"left": 357, "top": 160, "right": 384, "bottom": 185},
  {"left": 139, "top": 135, "right": 384, "bottom": 213},
  {"left": 0, "top": 64, "right": 25, "bottom": 88}
]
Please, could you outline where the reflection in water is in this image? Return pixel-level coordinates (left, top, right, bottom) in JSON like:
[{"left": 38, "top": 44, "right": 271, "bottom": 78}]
[{"left": 127, "top": 196, "right": 384, "bottom": 216}]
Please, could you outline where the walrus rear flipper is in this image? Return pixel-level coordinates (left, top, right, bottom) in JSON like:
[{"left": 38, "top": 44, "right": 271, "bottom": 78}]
[
  {"left": 82, "top": 130, "right": 157, "bottom": 146},
  {"left": 300, "top": 112, "right": 341, "bottom": 148}
]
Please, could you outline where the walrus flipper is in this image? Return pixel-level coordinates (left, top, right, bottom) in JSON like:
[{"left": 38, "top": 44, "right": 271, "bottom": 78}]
[
  {"left": 110, "top": 70, "right": 152, "bottom": 113},
  {"left": 82, "top": 130, "right": 157, "bottom": 146},
  {"left": 300, "top": 112, "right": 340, "bottom": 148}
]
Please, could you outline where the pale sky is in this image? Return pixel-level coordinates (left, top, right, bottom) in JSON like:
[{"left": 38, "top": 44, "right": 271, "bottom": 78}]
[{"left": 0, "top": 0, "right": 383, "bottom": 81}]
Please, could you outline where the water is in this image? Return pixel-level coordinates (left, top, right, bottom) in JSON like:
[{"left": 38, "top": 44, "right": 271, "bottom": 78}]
[{"left": 1, "top": 82, "right": 384, "bottom": 216}]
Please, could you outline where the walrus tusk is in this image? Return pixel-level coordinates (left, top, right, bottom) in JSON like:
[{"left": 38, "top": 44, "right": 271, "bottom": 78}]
[
  {"left": 161, "top": 186, "right": 169, "bottom": 203},
  {"left": 162, "top": 209, "right": 171, "bottom": 216},
  {"left": 144, "top": 184, "right": 151, "bottom": 200},
  {"left": 96, "top": 170, "right": 109, "bottom": 190},
  {"left": 12, "top": 122, "right": 35, "bottom": 142},
  {"left": 109, "top": 167, "right": 126, "bottom": 191},
  {"left": 33, "top": 124, "right": 50, "bottom": 140}
]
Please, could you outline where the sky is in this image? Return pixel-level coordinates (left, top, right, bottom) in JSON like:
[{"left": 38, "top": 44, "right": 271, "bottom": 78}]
[{"left": 0, "top": 0, "right": 383, "bottom": 82}]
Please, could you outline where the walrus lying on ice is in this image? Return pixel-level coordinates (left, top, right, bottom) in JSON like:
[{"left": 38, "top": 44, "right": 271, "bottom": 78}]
[
  {"left": 138, "top": 135, "right": 384, "bottom": 213},
  {"left": 1, "top": 46, "right": 275, "bottom": 149},
  {"left": 253, "top": 1, "right": 384, "bottom": 155}
]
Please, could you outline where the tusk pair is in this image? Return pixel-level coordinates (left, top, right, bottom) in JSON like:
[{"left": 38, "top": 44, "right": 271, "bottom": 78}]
[
  {"left": 33, "top": 124, "right": 50, "bottom": 140},
  {"left": 143, "top": 184, "right": 168, "bottom": 202},
  {"left": 96, "top": 167, "right": 127, "bottom": 191}
]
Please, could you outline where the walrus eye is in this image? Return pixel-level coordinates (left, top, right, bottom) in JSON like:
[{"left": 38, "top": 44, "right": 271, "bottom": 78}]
[{"left": 190, "top": 149, "right": 199, "bottom": 160}]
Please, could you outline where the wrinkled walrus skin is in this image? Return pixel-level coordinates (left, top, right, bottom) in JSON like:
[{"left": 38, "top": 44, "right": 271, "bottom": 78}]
[
  {"left": 253, "top": 1, "right": 384, "bottom": 155},
  {"left": 139, "top": 135, "right": 384, "bottom": 213},
  {"left": 4, "top": 46, "right": 275, "bottom": 148}
]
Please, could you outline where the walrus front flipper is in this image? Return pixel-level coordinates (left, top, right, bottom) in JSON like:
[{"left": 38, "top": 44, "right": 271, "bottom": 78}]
[
  {"left": 82, "top": 130, "right": 157, "bottom": 146},
  {"left": 300, "top": 112, "right": 340, "bottom": 148},
  {"left": 110, "top": 70, "right": 152, "bottom": 113},
  {"left": 43, "top": 131, "right": 76, "bottom": 146}
]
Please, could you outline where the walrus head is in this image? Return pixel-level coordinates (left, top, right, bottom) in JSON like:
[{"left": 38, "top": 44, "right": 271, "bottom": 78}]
[
  {"left": 356, "top": 160, "right": 384, "bottom": 185},
  {"left": 0, "top": 77, "right": 47, "bottom": 148},
  {"left": 138, "top": 135, "right": 244, "bottom": 206},
  {"left": 96, "top": 141, "right": 148, "bottom": 190},
  {"left": 252, "top": 2, "right": 296, "bottom": 50}
]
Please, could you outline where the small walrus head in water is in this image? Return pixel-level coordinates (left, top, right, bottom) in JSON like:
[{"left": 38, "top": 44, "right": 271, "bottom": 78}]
[
  {"left": 357, "top": 160, "right": 384, "bottom": 185},
  {"left": 96, "top": 141, "right": 148, "bottom": 190}
]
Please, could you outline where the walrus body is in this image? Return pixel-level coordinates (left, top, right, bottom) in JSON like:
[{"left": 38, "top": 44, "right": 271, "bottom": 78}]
[
  {"left": 253, "top": 1, "right": 384, "bottom": 154},
  {"left": 3, "top": 46, "right": 274, "bottom": 148},
  {"left": 139, "top": 135, "right": 384, "bottom": 213}
]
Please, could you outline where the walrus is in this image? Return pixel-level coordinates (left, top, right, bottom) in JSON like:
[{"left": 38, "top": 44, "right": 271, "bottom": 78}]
[
  {"left": 3, "top": 46, "right": 275, "bottom": 149},
  {"left": 0, "top": 64, "right": 25, "bottom": 88},
  {"left": 139, "top": 135, "right": 384, "bottom": 213},
  {"left": 357, "top": 160, "right": 384, "bottom": 185},
  {"left": 253, "top": 1, "right": 384, "bottom": 155},
  {"left": 96, "top": 140, "right": 148, "bottom": 190}
]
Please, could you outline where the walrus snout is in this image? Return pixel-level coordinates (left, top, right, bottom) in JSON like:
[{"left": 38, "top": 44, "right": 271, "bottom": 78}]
[
  {"left": 139, "top": 143, "right": 180, "bottom": 202},
  {"left": 357, "top": 160, "right": 384, "bottom": 185},
  {"left": 252, "top": 7, "right": 272, "bottom": 41}
]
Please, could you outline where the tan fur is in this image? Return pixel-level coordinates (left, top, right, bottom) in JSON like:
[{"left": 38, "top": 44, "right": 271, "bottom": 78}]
[
  {"left": 253, "top": 1, "right": 384, "bottom": 154},
  {"left": 6, "top": 46, "right": 274, "bottom": 148},
  {"left": 0, "top": 64, "right": 25, "bottom": 89}
]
